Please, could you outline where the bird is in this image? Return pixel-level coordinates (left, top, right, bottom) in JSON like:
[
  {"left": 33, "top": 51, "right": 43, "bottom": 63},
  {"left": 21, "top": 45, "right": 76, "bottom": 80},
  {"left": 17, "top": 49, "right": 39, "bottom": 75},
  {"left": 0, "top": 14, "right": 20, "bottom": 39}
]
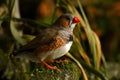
[{"left": 12, "top": 13, "right": 80, "bottom": 70}]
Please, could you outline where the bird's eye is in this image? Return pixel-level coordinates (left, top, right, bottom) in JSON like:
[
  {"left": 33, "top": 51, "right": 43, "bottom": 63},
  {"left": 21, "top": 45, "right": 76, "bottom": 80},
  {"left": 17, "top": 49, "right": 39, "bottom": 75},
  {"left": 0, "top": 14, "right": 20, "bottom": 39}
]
[{"left": 66, "top": 17, "right": 70, "bottom": 20}]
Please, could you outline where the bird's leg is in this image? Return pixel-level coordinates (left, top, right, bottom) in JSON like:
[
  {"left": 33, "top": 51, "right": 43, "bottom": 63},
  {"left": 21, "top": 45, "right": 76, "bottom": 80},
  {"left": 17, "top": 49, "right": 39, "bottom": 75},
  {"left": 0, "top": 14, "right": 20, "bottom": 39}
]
[
  {"left": 41, "top": 61, "right": 61, "bottom": 72},
  {"left": 48, "top": 60, "right": 55, "bottom": 63},
  {"left": 42, "top": 61, "right": 57, "bottom": 69},
  {"left": 41, "top": 59, "right": 69, "bottom": 72}
]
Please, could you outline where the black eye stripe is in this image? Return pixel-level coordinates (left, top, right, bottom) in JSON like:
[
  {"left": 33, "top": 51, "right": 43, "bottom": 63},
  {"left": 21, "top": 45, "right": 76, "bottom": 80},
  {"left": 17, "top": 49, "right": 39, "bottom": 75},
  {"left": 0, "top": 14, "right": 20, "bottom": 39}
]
[{"left": 66, "top": 17, "right": 70, "bottom": 20}]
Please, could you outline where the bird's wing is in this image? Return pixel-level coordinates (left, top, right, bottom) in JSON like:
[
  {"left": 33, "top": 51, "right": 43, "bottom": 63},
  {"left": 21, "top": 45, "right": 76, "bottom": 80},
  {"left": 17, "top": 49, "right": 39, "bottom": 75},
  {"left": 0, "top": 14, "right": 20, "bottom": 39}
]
[
  {"left": 34, "top": 35, "right": 67, "bottom": 55},
  {"left": 17, "top": 28, "right": 59, "bottom": 52}
]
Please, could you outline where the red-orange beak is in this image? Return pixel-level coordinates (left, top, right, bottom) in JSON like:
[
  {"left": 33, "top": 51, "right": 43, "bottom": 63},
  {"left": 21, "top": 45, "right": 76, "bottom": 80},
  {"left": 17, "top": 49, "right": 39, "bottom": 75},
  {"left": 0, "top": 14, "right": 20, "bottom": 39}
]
[{"left": 73, "top": 16, "right": 80, "bottom": 23}]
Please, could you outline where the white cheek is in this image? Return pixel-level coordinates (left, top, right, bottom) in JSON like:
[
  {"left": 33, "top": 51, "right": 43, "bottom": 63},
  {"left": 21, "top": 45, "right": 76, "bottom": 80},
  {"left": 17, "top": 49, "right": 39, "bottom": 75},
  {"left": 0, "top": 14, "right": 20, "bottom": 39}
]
[{"left": 71, "top": 24, "right": 76, "bottom": 29}]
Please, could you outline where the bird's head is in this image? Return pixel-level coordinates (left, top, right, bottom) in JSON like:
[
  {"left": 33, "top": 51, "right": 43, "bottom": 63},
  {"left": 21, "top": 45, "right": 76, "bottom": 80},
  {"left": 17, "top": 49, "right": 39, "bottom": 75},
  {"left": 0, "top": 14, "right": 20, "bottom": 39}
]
[{"left": 54, "top": 14, "right": 80, "bottom": 30}]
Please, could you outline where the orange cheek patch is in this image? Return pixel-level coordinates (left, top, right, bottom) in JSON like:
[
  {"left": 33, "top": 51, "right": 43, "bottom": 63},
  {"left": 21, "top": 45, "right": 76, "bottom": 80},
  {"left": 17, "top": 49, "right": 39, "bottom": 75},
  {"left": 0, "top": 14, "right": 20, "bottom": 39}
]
[{"left": 60, "top": 18, "right": 70, "bottom": 28}]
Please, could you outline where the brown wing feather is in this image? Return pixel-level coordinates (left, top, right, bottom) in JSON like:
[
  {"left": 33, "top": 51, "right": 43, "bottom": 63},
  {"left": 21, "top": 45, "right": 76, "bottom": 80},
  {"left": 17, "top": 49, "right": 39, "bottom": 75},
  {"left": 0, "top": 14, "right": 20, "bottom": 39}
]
[
  {"left": 34, "top": 35, "right": 67, "bottom": 55},
  {"left": 18, "top": 28, "right": 58, "bottom": 52}
]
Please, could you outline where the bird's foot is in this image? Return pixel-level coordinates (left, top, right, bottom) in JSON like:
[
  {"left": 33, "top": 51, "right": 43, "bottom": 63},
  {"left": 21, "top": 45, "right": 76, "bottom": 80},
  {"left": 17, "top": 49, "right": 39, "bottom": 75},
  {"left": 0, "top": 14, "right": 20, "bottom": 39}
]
[{"left": 41, "top": 61, "right": 61, "bottom": 72}]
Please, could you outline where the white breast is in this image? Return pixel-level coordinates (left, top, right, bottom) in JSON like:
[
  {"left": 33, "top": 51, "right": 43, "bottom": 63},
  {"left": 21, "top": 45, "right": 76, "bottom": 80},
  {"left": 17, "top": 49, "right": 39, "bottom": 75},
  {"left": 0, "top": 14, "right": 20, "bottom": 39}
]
[{"left": 40, "top": 41, "right": 73, "bottom": 61}]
